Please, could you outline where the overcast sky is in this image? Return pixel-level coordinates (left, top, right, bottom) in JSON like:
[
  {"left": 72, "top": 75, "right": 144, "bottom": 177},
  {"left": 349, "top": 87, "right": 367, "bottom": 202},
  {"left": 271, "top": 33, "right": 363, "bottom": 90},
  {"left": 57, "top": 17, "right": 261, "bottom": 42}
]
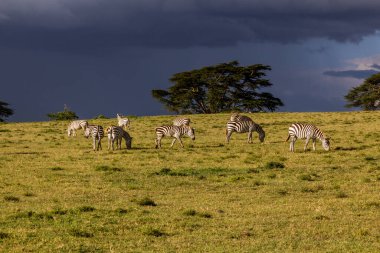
[{"left": 1, "top": 0, "right": 380, "bottom": 121}]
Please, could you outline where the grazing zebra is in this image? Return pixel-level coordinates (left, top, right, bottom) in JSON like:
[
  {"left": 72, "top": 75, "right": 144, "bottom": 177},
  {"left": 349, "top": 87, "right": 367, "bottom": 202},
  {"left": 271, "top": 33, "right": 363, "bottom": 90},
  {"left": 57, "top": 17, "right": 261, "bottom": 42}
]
[
  {"left": 117, "top": 114, "right": 130, "bottom": 129},
  {"left": 84, "top": 125, "right": 104, "bottom": 151},
  {"left": 106, "top": 126, "right": 132, "bottom": 150},
  {"left": 67, "top": 120, "right": 88, "bottom": 136},
  {"left": 230, "top": 113, "right": 253, "bottom": 122},
  {"left": 173, "top": 117, "right": 191, "bottom": 126},
  {"left": 226, "top": 121, "right": 265, "bottom": 143},
  {"left": 155, "top": 125, "right": 195, "bottom": 149},
  {"left": 285, "top": 123, "right": 330, "bottom": 152}
]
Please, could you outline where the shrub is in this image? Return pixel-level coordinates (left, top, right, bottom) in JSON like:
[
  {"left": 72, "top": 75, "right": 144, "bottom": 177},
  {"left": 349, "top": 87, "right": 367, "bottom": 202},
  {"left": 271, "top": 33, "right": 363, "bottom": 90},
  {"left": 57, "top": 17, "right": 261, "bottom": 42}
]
[{"left": 93, "top": 114, "right": 109, "bottom": 119}]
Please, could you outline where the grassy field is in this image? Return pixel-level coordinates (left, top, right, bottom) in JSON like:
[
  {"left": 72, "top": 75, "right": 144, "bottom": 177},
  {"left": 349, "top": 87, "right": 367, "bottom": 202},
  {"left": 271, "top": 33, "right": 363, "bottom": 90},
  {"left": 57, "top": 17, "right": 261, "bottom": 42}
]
[{"left": 0, "top": 111, "right": 379, "bottom": 252}]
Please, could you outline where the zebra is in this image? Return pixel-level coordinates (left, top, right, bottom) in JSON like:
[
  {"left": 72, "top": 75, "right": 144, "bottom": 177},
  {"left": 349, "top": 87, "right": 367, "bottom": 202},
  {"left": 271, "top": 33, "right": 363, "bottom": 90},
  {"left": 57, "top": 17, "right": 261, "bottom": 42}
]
[
  {"left": 230, "top": 113, "right": 253, "bottom": 122},
  {"left": 67, "top": 120, "right": 88, "bottom": 136},
  {"left": 285, "top": 123, "right": 330, "bottom": 152},
  {"left": 226, "top": 121, "right": 265, "bottom": 144},
  {"left": 84, "top": 125, "right": 104, "bottom": 151},
  {"left": 173, "top": 117, "right": 191, "bottom": 126},
  {"left": 155, "top": 125, "right": 195, "bottom": 149},
  {"left": 117, "top": 114, "right": 130, "bottom": 129},
  {"left": 106, "top": 126, "right": 132, "bottom": 150}
]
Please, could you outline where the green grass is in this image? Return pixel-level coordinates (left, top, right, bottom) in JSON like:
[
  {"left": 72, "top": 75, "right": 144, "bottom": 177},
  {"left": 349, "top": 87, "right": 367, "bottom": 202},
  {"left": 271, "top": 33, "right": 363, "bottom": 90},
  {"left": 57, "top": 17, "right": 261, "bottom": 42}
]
[{"left": 0, "top": 111, "right": 379, "bottom": 252}]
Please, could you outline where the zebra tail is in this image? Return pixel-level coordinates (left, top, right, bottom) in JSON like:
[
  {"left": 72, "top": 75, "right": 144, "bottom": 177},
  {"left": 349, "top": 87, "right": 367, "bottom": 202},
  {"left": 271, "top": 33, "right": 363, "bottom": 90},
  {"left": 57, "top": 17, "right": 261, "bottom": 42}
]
[{"left": 285, "top": 134, "right": 290, "bottom": 142}]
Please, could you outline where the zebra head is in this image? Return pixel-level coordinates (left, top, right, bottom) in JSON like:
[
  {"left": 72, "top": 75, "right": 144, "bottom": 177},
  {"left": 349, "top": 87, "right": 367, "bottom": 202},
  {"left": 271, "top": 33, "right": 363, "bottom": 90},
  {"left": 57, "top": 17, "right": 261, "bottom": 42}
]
[
  {"left": 259, "top": 130, "right": 265, "bottom": 143},
  {"left": 84, "top": 127, "right": 91, "bottom": 138},
  {"left": 186, "top": 126, "right": 195, "bottom": 140},
  {"left": 322, "top": 137, "right": 330, "bottom": 151}
]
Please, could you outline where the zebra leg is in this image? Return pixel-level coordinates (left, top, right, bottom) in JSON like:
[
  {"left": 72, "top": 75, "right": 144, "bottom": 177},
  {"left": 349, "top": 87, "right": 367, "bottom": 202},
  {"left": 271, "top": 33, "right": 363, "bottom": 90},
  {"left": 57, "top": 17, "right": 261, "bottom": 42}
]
[
  {"left": 170, "top": 138, "right": 177, "bottom": 147},
  {"left": 155, "top": 137, "right": 161, "bottom": 149},
  {"left": 290, "top": 137, "right": 296, "bottom": 152},
  {"left": 178, "top": 137, "right": 184, "bottom": 148},
  {"left": 248, "top": 131, "right": 252, "bottom": 143},
  {"left": 111, "top": 137, "right": 115, "bottom": 151},
  {"left": 226, "top": 131, "right": 232, "bottom": 143},
  {"left": 93, "top": 137, "right": 97, "bottom": 151},
  {"left": 304, "top": 137, "right": 310, "bottom": 152},
  {"left": 98, "top": 137, "right": 102, "bottom": 151},
  {"left": 312, "top": 138, "right": 316, "bottom": 151}
]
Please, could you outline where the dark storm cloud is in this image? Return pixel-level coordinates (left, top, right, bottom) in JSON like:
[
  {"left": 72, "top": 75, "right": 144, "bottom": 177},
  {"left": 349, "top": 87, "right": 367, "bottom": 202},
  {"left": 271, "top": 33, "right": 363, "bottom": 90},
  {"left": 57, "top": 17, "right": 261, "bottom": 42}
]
[
  {"left": 1, "top": 0, "right": 380, "bottom": 51},
  {"left": 323, "top": 69, "right": 378, "bottom": 79}
]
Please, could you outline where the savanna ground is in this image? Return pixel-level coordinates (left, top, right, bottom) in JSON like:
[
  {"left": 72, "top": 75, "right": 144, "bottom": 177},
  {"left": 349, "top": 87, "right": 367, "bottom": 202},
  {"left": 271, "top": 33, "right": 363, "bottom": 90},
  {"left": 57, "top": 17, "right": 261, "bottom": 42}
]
[{"left": 0, "top": 112, "right": 379, "bottom": 252}]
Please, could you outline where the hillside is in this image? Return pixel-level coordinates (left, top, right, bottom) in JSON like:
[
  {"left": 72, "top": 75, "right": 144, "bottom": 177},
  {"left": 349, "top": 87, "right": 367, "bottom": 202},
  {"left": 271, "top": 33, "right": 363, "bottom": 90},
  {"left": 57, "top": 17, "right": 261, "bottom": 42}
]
[{"left": 0, "top": 112, "right": 379, "bottom": 252}]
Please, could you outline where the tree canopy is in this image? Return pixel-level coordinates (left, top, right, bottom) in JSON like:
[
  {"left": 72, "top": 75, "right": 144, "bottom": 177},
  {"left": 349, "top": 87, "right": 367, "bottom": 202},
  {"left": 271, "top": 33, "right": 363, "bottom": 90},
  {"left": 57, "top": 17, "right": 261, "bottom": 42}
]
[
  {"left": 345, "top": 72, "right": 380, "bottom": 110},
  {"left": 0, "top": 101, "right": 14, "bottom": 122},
  {"left": 47, "top": 105, "right": 78, "bottom": 121},
  {"left": 152, "top": 61, "right": 283, "bottom": 114}
]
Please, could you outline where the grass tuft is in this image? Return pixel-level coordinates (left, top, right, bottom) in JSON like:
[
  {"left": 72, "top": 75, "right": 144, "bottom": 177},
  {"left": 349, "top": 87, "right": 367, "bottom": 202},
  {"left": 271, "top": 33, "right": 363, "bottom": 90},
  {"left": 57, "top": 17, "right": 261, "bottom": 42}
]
[
  {"left": 77, "top": 206, "right": 96, "bottom": 212},
  {"left": 95, "top": 165, "right": 123, "bottom": 172},
  {"left": 365, "top": 202, "right": 380, "bottom": 208},
  {"left": 144, "top": 228, "right": 167, "bottom": 237},
  {"left": 0, "top": 232, "right": 10, "bottom": 239},
  {"left": 247, "top": 168, "right": 260, "bottom": 174},
  {"left": 49, "top": 166, "right": 64, "bottom": 171},
  {"left": 136, "top": 198, "right": 157, "bottom": 206},
  {"left": 4, "top": 196, "right": 20, "bottom": 202},
  {"left": 183, "top": 209, "right": 197, "bottom": 216},
  {"left": 336, "top": 191, "right": 349, "bottom": 198},
  {"left": 183, "top": 209, "right": 212, "bottom": 218},
  {"left": 315, "top": 215, "right": 330, "bottom": 220},
  {"left": 265, "top": 161, "right": 285, "bottom": 169},
  {"left": 115, "top": 208, "right": 130, "bottom": 214},
  {"left": 70, "top": 229, "right": 94, "bottom": 238},
  {"left": 299, "top": 173, "right": 319, "bottom": 181}
]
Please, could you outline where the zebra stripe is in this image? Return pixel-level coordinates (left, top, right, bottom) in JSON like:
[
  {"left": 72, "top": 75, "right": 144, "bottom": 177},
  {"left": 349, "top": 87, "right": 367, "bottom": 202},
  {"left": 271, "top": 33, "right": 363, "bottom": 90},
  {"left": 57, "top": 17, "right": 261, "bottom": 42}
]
[
  {"left": 285, "top": 123, "right": 330, "bottom": 152},
  {"left": 106, "top": 126, "right": 132, "bottom": 150},
  {"left": 117, "top": 114, "right": 130, "bottom": 129},
  {"left": 226, "top": 121, "right": 265, "bottom": 143},
  {"left": 230, "top": 113, "right": 253, "bottom": 122},
  {"left": 155, "top": 125, "right": 195, "bottom": 149},
  {"left": 67, "top": 120, "right": 88, "bottom": 136},
  {"left": 173, "top": 117, "right": 191, "bottom": 126},
  {"left": 84, "top": 125, "right": 104, "bottom": 151}
]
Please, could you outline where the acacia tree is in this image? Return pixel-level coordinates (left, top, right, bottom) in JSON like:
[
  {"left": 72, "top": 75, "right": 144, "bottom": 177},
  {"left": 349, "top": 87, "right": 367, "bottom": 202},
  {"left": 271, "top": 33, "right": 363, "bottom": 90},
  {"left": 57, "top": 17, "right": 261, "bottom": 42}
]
[
  {"left": 152, "top": 61, "right": 283, "bottom": 114},
  {"left": 345, "top": 72, "right": 380, "bottom": 110},
  {"left": 47, "top": 104, "right": 78, "bottom": 121},
  {"left": 0, "top": 101, "right": 14, "bottom": 122}
]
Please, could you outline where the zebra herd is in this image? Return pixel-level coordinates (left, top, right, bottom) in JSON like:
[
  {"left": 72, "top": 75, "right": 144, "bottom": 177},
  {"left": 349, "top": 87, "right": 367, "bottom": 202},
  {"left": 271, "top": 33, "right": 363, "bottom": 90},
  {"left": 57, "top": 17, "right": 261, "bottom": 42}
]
[
  {"left": 67, "top": 113, "right": 331, "bottom": 152},
  {"left": 67, "top": 114, "right": 132, "bottom": 151}
]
